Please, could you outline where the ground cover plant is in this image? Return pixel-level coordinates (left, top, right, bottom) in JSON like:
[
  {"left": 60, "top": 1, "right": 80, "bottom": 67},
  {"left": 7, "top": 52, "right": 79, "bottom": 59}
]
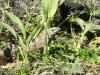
[{"left": 0, "top": 0, "right": 100, "bottom": 75}]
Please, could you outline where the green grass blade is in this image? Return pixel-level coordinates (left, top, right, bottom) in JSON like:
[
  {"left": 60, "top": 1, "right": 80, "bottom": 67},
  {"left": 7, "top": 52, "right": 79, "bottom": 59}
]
[
  {"left": 5, "top": 11, "right": 26, "bottom": 40},
  {"left": 18, "top": 35, "right": 26, "bottom": 51},
  {"left": 0, "top": 22, "right": 18, "bottom": 39},
  {"left": 0, "top": 25, "right": 3, "bottom": 34},
  {"left": 26, "top": 25, "right": 43, "bottom": 46}
]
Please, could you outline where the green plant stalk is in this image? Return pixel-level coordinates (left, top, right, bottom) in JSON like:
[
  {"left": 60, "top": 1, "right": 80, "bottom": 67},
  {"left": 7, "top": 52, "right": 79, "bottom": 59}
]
[
  {"left": 77, "top": 30, "right": 87, "bottom": 50},
  {"left": 44, "top": 19, "right": 51, "bottom": 29},
  {"left": 70, "top": 18, "right": 78, "bottom": 50},
  {"left": 19, "top": 45, "right": 28, "bottom": 64},
  {"left": 17, "top": 35, "right": 29, "bottom": 63},
  {"left": 0, "top": 26, "right": 3, "bottom": 34},
  {"left": 18, "top": 45, "right": 29, "bottom": 64},
  {"left": 44, "top": 29, "right": 49, "bottom": 54},
  {"left": 23, "top": 51, "right": 29, "bottom": 64},
  {"left": 20, "top": 44, "right": 29, "bottom": 64}
]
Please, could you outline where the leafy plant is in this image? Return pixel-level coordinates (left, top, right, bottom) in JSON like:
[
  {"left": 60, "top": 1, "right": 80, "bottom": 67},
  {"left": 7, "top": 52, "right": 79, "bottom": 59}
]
[
  {"left": 0, "top": 11, "right": 43, "bottom": 64},
  {"left": 71, "top": 17, "right": 100, "bottom": 50},
  {"left": 38, "top": 0, "right": 59, "bottom": 53},
  {"left": 79, "top": 47, "right": 100, "bottom": 64},
  {"left": 60, "top": 58, "right": 82, "bottom": 74},
  {"left": 85, "top": 1, "right": 100, "bottom": 21},
  {"left": 0, "top": 0, "right": 59, "bottom": 63}
]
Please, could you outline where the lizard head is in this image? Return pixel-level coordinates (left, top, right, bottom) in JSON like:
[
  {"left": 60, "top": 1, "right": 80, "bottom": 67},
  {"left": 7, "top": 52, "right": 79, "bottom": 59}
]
[{"left": 47, "top": 27, "right": 60, "bottom": 37}]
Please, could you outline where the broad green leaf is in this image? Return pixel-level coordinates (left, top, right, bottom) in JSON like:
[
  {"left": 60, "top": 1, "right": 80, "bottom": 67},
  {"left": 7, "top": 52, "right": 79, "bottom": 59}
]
[
  {"left": 0, "top": 22, "right": 17, "bottom": 39},
  {"left": 84, "top": 23, "right": 92, "bottom": 33},
  {"left": 93, "top": 10, "right": 100, "bottom": 15},
  {"left": 42, "top": 0, "right": 58, "bottom": 20},
  {"left": 75, "top": 18, "right": 85, "bottom": 30},
  {"left": 42, "top": 0, "right": 49, "bottom": 20},
  {"left": 5, "top": 11, "right": 26, "bottom": 39},
  {"left": 48, "top": 0, "right": 58, "bottom": 19},
  {"left": 84, "top": 23, "right": 100, "bottom": 33}
]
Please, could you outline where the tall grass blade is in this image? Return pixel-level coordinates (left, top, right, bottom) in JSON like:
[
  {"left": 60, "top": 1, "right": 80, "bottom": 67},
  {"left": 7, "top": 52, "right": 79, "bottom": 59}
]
[
  {"left": 5, "top": 11, "right": 26, "bottom": 39},
  {"left": 0, "top": 26, "right": 3, "bottom": 34},
  {"left": 26, "top": 24, "right": 43, "bottom": 46},
  {"left": 0, "top": 22, "right": 18, "bottom": 39}
]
